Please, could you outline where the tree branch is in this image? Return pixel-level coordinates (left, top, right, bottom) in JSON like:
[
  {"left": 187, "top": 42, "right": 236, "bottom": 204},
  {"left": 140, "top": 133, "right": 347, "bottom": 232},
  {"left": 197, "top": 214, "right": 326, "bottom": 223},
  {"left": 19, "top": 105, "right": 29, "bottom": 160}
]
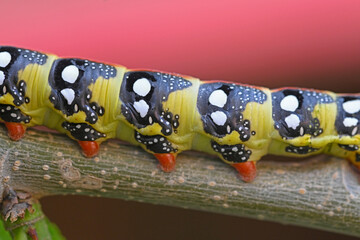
[{"left": 0, "top": 127, "right": 359, "bottom": 237}]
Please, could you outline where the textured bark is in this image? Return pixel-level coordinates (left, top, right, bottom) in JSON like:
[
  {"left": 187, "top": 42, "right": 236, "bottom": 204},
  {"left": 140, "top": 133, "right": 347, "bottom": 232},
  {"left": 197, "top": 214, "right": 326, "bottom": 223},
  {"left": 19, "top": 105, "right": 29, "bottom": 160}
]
[{"left": 0, "top": 127, "right": 359, "bottom": 237}]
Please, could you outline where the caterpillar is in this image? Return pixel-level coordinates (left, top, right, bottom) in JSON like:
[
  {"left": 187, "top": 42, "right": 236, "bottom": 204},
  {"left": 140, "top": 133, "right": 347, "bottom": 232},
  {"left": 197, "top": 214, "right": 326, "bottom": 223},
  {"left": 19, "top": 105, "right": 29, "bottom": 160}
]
[{"left": 0, "top": 46, "right": 360, "bottom": 182}]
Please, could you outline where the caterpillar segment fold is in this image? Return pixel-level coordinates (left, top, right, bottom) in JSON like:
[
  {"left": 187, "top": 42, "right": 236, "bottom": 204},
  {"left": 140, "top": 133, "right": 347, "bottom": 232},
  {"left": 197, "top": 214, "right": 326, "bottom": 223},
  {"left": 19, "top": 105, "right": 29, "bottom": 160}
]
[{"left": 1, "top": 46, "right": 360, "bottom": 182}]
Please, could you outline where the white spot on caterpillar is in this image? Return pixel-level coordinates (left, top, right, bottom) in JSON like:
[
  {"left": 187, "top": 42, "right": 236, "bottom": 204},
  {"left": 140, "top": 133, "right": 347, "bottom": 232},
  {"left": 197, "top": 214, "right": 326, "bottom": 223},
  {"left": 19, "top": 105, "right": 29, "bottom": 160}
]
[
  {"left": 280, "top": 95, "right": 298, "bottom": 112},
  {"left": 299, "top": 126, "right": 304, "bottom": 136},
  {"left": 226, "top": 125, "right": 231, "bottom": 133},
  {"left": 60, "top": 88, "right": 75, "bottom": 105},
  {"left": 0, "top": 51, "right": 11, "bottom": 67},
  {"left": 61, "top": 65, "right": 79, "bottom": 83},
  {"left": 285, "top": 114, "right": 300, "bottom": 129},
  {"left": 209, "top": 90, "right": 227, "bottom": 108},
  {"left": 0, "top": 71, "right": 5, "bottom": 85},
  {"left": 343, "top": 117, "right": 358, "bottom": 127},
  {"left": 211, "top": 111, "right": 227, "bottom": 126},
  {"left": 133, "top": 100, "right": 149, "bottom": 118},
  {"left": 343, "top": 100, "right": 360, "bottom": 114},
  {"left": 133, "top": 78, "right": 151, "bottom": 97},
  {"left": 352, "top": 126, "right": 358, "bottom": 136}
]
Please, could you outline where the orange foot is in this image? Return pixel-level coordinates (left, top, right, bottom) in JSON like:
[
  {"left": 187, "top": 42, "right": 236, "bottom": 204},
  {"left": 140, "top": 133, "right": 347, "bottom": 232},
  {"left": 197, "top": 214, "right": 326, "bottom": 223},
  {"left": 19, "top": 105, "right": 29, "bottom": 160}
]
[
  {"left": 78, "top": 141, "right": 99, "bottom": 157},
  {"left": 154, "top": 153, "right": 176, "bottom": 172},
  {"left": 232, "top": 161, "right": 257, "bottom": 182},
  {"left": 4, "top": 122, "right": 26, "bottom": 141}
]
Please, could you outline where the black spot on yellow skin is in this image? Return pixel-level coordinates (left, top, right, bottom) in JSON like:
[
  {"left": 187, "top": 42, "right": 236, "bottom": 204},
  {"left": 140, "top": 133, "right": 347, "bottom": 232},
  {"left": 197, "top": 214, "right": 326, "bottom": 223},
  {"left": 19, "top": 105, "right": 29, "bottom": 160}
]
[
  {"left": 120, "top": 71, "right": 191, "bottom": 135},
  {"left": 0, "top": 46, "right": 47, "bottom": 106},
  {"left": 272, "top": 89, "right": 334, "bottom": 139},
  {"left": 356, "top": 154, "right": 360, "bottom": 162},
  {"left": 338, "top": 144, "right": 359, "bottom": 151},
  {"left": 48, "top": 58, "right": 112, "bottom": 123},
  {"left": 0, "top": 104, "right": 31, "bottom": 123},
  {"left": 285, "top": 145, "right": 319, "bottom": 154},
  {"left": 211, "top": 140, "right": 252, "bottom": 163},
  {"left": 335, "top": 96, "right": 360, "bottom": 136},
  {"left": 197, "top": 82, "right": 266, "bottom": 140},
  {"left": 135, "top": 131, "right": 177, "bottom": 153},
  {"left": 62, "top": 121, "right": 106, "bottom": 141}
]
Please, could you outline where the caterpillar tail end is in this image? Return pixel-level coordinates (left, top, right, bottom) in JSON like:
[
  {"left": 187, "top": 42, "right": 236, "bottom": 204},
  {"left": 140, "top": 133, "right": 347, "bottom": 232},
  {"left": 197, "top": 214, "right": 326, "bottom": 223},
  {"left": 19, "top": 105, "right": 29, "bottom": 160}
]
[
  {"left": 78, "top": 141, "right": 99, "bottom": 157},
  {"left": 232, "top": 161, "right": 257, "bottom": 182},
  {"left": 4, "top": 122, "right": 26, "bottom": 141},
  {"left": 154, "top": 153, "right": 176, "bottom": 172}
]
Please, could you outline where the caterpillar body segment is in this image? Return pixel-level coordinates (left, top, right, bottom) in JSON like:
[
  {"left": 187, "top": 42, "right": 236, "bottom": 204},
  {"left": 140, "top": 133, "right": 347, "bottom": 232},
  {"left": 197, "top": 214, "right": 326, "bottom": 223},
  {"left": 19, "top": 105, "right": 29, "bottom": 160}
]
[{"left": 0, "top": 46, "right": 360, "bottom": 182}]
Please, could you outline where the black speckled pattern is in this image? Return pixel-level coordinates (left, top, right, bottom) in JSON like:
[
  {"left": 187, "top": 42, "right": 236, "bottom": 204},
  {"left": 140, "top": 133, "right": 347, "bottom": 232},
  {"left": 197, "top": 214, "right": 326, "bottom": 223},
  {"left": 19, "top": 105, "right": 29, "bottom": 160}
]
[
  {"left": 120, "top": 71, "right": 191, "bottom": 136},
  {"left": 62, "top": 121, "right": 106, "bottom": 141},
  {"left": 0, "top": 46, "right": 47, "bottom": 106},
  {"left": 338, "top": 144, "right": 359, "bottom": 152},
  {"left": 197, "top": 82, "right": 266, "bottom": 141},
  {"left": 211, "top": 140, "right": 252, "bottom": 163},
  {"left": 272, "top": 89, "right": 334, "bottom": 139},
  {"left": 135, "top": 131, "right": 177, "bottom": 153},
  {"left": 285, "top": 145, "right": 320, "bottom": 154},
  {"left": 335, "top": 96, "right": 360, "bottom": 137},
  {"left": 0, "top": 104, "right": 31, "bottom": 123},
  {"left": 48, "top": 58, "right": 114, "bottom": 123}
]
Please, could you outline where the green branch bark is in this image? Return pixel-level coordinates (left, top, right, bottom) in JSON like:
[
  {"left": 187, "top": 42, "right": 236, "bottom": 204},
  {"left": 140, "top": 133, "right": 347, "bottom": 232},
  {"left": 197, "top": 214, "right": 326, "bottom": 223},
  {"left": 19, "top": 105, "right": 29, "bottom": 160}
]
[{"left": 0, "top": 127, "right": 359, "bottom": 237}]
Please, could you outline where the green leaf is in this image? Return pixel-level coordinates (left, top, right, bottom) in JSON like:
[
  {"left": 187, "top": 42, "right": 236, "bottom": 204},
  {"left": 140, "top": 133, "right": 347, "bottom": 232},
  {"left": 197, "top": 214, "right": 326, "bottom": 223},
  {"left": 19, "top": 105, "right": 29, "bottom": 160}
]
[
  {"left": 0, "top": 219, "right": 12, "bottom": 240},
  {"left": 3, "top": 201, "right": 65, "bottom": 240}
]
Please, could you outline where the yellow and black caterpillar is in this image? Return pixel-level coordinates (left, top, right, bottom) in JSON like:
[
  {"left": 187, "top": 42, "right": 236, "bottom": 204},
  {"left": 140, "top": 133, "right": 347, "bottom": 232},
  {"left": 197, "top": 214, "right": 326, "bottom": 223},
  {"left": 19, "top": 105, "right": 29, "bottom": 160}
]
[{"left": 1, "top": 46, "right": 360, "bottom": 182}]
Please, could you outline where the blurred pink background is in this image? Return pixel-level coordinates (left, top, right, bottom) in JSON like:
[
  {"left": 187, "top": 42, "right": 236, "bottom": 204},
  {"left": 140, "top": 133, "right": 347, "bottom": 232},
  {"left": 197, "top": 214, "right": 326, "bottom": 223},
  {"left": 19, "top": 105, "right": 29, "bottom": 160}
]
[
  {"left": 2, "top": 0, "right": 360, "bottom": 91},
  {"left": 1, "top": 0, "right": 360, "bottom": 239}
]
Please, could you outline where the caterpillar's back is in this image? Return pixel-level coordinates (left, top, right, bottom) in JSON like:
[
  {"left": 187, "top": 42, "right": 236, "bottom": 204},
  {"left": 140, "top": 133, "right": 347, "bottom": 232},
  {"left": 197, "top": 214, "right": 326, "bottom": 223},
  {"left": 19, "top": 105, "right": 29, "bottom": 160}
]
[{"left": 0, "top": 46, "right": 359, "bottom": 182}]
